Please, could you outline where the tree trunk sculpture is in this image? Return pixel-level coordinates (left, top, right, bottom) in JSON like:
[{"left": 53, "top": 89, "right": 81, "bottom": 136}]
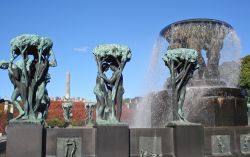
[
  {"left": 0, "top": 34, "right": 57, "bottom": 125},
  {"left": 162, "top": 48, "right": 199, "bottom": 121},
  {"left": 93, "top": 44, "right": 131, "bottom": 124}
]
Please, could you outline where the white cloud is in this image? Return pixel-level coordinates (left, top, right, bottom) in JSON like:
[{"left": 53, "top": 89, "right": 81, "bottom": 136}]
[{"left": 73, "top": 46, "right": 89, "bottom": 53}]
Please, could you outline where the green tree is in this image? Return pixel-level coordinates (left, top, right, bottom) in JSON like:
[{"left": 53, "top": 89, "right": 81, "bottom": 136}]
[
  {"left": 123, "top": 98, "right": 130, "bottom": 104},
  {"left": 240, "top": 55, "right": 250, "bottom": 90}
]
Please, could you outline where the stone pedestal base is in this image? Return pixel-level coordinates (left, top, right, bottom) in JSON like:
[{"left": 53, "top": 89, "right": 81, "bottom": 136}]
[
  {"left": 130, "top": 128, "right": 174, "bottom": 157},
  {"left": 235, "top": 127, "right": 250, "bottom": 157},
  {"left": 167, "top": 122, "right": 204, "bottom": 157},
  {"left": 46, "top": 128, "right": 96, "bottom": 157},
  {"left": 46, "top": 125, "right": 129, "bottom": 157},
  {"left": 204, "top": 126, "right": 250, "bottom": 157},
  {"left": 6, "top": 124, "right": 44, "bottom": 157},
  {"left": 96, "top": 125, "right": 129, "bottom": 157},
  {"left": 204, "top": 127, "right": 235, "bottom": 157}
]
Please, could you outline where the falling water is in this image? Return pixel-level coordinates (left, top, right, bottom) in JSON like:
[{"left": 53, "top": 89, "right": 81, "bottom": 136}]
[
  {"left": 131, "top": 37, "right": 168, "bottom": 128},
  {"left": 219, "top": 30, "right": 242, "bottom": 87},
  {"left": 185, "top": 29, "right": 242, "bottom": 125},
  {"left": 131, "top": 19, "right": 242, "bottom": 127},
  {"left": 161, "top": 19, "right": 242, "bottom": 87}
]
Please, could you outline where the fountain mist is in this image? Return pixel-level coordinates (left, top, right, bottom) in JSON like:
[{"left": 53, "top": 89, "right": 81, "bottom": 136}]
[
  {"left": 131, "top": 19, "right": 245, "bottom": 127},
  {"left": 131, "top": 37, "right": 168, "bottom": 128},
  {"left": 160, "top": 19, "right": 246, "bottom": 126}
]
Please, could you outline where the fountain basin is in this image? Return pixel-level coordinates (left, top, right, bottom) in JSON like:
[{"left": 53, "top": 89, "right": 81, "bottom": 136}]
[
  {"left": 149, "top": 86, "right": 247, "bottom": 127},
  {"left": 160, "top": 18, "right": 234, "bottom": 79},
  {"left": 184, "top": 86, "right": 248, "bottom": 126},
  {"left": 160, "top": 18, "right": 233, "bottom": 40}
]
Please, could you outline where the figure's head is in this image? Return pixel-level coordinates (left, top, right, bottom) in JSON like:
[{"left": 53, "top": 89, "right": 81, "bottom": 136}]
[
  {"left": 101, "top": 62, "right": 109, "bottom": 72},
  {"left": 110, "top": 62, "right": 118, "bottom": 71}
]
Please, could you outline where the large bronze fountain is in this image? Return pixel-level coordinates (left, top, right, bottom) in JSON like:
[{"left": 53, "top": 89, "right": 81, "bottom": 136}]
[
  {"left": 160, "top": 18, "right": 232, "bottom": 80},
  {"left": 159, "top": 18, "right": 247, "bottom": 126},
  {"left": 0, "top": 19, "right": 248, "bottom": 157}
]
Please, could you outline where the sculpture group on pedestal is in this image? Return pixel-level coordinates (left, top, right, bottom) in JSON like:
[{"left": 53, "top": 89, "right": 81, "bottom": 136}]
[
  {"left": 0, "top": 34, "right": 197, "bottom": 127},
  {"left": 162, "top": 48, "right": 199, "bottom": 122},
  {"left": 0, "top": 34, "right": 57, "bottom": 125},
  {"left": 0, "top": 35, "right": 133, "bottom": 126},
  {"left": 93, "top": 44, "right": 131, "bottom": 124}
]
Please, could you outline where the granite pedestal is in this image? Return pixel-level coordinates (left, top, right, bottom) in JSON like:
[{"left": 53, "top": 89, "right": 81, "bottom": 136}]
[
  {"left": 130, "top": 128, "right": 174, "bottom": 157},
  {"left": 235, "top": 126, "right": 250, "bottom": 157},
  {"left": 96, "top": 125, "right": 129, "bottom": 157},
  {"left": 6, "top": 123, "right": 44, "bottom": 157},
  {"left": 46, "top": 128, "right": 96, "bottom": 157},
  {"left": 204, "top": 127, "right": 236, "bottom": 157},
  {"left": 204, "top": 126, "right": 250, "bottom": 157},
  {"left": 167, "top": 123, "right": 204, "bottom": 157}
]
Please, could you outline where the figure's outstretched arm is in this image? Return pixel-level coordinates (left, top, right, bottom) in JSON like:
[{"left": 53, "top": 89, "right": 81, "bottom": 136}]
[
  {"left": 100, "top": 70, "right": 120, "bottom": 84},
  {"left": 0, "top": 60, "right": 9, "bottom": 69}
]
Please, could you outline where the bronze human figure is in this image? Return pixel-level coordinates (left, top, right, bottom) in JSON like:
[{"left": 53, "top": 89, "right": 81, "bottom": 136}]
[
  {"left": 0, "top": 34, "right": 57, "bottom": 125},
  {"left": 93, "top": 44, "right": 131, "bottom": 124},
  {"left": 162, "top": 48, "right": 199, "bottom": 121}
]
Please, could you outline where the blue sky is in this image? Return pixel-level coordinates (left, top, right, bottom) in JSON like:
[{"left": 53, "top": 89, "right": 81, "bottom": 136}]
[{"left": 0, "top": 0, "right": 250, "bottom": 101}]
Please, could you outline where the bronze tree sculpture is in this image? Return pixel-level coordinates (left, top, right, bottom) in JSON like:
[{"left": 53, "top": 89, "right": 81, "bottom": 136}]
[
  {"left": 162, "top": 48, "right": 199, "bottom": 121},
  {"left": 93, "top": 44, "right": 131, "bottom": 124},
  {"left": 0, "top": 34, "right": 57, "bottom": 125}
]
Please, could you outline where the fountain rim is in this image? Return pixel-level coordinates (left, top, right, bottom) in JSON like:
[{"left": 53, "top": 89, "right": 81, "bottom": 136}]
[{"left": 160, "top": 18, "right": 233, "bottom": 36}]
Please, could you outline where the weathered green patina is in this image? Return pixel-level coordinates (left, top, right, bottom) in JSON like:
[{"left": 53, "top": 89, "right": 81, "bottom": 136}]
[
  {"left": 162, "top": 48, "right": 199, "bottom": 121},
  {"left": 0, "top": 34, "right": 57, "bottom": 125},
  {"left": 93, "top": 44, "right": 131, "bottom": 124}
]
